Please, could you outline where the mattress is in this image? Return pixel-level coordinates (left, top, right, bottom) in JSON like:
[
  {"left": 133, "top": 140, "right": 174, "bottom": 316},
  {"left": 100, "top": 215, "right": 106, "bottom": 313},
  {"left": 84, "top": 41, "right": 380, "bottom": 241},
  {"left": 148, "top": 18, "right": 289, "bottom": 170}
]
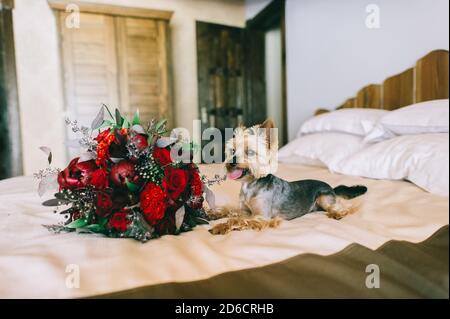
[{"left": 0, "top": 163, "right": 448, "bottom": 298}]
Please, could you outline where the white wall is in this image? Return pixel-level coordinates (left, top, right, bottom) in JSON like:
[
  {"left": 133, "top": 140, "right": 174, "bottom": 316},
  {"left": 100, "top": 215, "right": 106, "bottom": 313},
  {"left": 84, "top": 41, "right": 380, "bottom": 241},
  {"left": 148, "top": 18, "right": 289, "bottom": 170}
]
[
  {"left": 286, "top": 0, "right": 450, "bottom": 141},
  {"left": 13, "top": 0, "right": 245, "bottom": 175}
]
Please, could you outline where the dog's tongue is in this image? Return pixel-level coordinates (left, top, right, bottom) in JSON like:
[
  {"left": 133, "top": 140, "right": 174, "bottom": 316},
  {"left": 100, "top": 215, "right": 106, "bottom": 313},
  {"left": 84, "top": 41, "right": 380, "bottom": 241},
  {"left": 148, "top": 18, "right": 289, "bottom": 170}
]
[{"left": 227, "top": 169, "right": 243, "bottom": 180}]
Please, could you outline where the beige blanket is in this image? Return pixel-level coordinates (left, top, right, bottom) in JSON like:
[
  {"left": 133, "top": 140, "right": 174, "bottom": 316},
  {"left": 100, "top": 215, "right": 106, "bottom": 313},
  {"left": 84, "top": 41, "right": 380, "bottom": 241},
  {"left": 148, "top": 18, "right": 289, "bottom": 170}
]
[{"left": 0, "top": 163, "right": 448, "bottom": 298}]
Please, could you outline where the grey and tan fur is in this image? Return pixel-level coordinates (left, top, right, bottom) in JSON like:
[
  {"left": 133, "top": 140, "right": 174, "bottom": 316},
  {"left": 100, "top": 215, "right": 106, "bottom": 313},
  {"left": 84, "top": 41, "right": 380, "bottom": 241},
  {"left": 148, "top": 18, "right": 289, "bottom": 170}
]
[{"left": 208, "top": 119, "right": 367, "bottom": 235}]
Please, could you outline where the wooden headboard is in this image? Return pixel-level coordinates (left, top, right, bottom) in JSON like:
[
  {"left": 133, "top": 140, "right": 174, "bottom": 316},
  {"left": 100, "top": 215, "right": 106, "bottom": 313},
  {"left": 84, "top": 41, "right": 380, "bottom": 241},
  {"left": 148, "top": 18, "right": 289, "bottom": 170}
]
[{"left": 315, "top": 50, "right": 449, "bottom": 115}]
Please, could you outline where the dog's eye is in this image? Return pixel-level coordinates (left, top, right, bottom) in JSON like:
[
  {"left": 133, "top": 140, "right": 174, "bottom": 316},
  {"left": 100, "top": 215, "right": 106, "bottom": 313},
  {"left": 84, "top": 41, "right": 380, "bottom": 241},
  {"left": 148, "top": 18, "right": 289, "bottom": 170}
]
[{"left": 245, "top": 149, "right": 256, "bottom": 156}]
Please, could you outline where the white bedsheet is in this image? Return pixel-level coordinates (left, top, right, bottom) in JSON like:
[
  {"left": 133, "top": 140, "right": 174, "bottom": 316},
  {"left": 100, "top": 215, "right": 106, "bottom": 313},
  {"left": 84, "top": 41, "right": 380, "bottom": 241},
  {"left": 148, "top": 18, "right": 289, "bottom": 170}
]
[{"left": 0, "top": 164, "right": 448, "bottom": 298}]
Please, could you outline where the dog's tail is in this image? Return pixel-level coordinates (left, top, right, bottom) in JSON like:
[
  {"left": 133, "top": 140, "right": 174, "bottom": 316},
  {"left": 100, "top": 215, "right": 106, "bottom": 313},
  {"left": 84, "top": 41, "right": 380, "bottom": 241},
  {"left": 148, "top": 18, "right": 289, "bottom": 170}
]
[{"left": 333, "top": 185, "right": 367, "bottom": 199}]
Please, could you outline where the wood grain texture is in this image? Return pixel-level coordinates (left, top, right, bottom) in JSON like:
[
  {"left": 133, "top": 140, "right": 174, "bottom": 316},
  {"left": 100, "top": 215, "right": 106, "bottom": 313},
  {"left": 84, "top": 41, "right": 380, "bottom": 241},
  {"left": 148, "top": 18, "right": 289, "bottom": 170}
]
[
  {"left": 60, "top": 12, "right": 119, "bottom": 125},
  {"left": 356, "top": 84, "right": 382, "bottom": 109},
  {"left": 382, "top": 68, "right": 414, "bottom": 110},
  {"left": 48, "top": 0, "right": 173, "bottom": 20},
  {"left": 415, "top": 50, "right": 449, "bottom": 103},
  {"left": 337, "top": 97, "right": 356, "bottom": 109}
]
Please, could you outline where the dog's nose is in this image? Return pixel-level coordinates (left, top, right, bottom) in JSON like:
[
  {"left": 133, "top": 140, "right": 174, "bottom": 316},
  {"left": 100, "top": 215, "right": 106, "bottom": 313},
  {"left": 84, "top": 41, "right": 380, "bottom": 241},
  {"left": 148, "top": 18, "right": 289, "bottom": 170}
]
[{"left": 229, "top": 156, "right": 237, "bottom": 167}]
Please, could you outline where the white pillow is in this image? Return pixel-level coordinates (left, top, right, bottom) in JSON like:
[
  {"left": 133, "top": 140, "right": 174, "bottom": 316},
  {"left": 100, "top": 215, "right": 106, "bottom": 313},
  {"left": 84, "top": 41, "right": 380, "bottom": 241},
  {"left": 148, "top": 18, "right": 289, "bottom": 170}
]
[
  {"left": 332, "top": 134, "right": 449, "bottom": 196},
  {"left": 298, "top": 108, "right": 388, "bottom": 137},
  {"left": 279, "top": 133, "right": 364, "bottom": 168},
  {"left": 365, "top": 99, "right": 449, "bottom": 143}
]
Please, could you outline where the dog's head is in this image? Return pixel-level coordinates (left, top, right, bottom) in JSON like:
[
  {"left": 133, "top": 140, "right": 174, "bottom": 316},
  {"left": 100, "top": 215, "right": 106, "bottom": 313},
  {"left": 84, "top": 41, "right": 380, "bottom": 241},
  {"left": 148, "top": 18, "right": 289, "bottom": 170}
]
[{"left": 225, "top": 119, "right": 278, "bottom": 182}]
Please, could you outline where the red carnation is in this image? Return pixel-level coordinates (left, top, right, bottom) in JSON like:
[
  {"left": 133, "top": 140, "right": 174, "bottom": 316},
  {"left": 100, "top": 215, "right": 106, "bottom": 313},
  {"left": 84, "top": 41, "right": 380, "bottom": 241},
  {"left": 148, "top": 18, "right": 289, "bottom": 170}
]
[
  {"left": 162, "top": 167, "right": 189, "bottom": 201},
  {"left": 110, "top": 160, "right": 138, "bottom": 187},
  {"left": 153, "top": 147, "right": 172, "bottom": 166},
  {"left": 108, "top": 209, "right": 131, "bottom": 232},
  {"left": 95, "top": 129, "right": 128, "bottom": 167},
  {"left": 90, "top": 169, "right": 108, "bottom": 189},
  {"left": 57, "top": 157, "right": 97, "bottom": 190},
  {"left": 140, "top": 182, "right": 167, "bottom": 225}
]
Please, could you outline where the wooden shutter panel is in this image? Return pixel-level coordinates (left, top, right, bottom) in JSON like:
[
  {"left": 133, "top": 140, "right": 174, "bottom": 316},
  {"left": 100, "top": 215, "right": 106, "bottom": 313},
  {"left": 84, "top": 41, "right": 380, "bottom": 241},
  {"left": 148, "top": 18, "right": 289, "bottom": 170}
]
[
  {"left": 59, "top": 12, "right": 119, "bottom": 125},
  {"left": 116, "top": 17, "right": 173, "bottom": 126}
]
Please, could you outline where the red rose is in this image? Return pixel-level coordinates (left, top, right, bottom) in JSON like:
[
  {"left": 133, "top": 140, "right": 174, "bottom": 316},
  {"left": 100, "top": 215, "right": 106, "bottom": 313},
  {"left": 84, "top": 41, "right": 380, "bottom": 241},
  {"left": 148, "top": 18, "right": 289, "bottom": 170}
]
[
  {"left": 110, "top": 160, "right": 137, "bottom": 187},
  {"left": 108, "top": 209, "right": 131, "bottom": 232},
  {"left": 162, "top": 167, "right": 189, "bottom": 201},
  {"left": 189, "top": 171, "right": 204, "bottom": 209},
  {"left": 140, "top": 182, "right": 167, "bottom": 225},
  {"left": 57, "top": 157, "right": 97, "bottom": 190},
  {"left": 131, "top": 134, "right": 149, "bottom": 151},
  {"left": 153, "top": 147, "right": 172, "bottom": 166},
  {"left": 90, "top": 169, "right": 108, "bottom": 189},
  {"left": 96, "top": 192, "right": 113, "bottom": 217}
]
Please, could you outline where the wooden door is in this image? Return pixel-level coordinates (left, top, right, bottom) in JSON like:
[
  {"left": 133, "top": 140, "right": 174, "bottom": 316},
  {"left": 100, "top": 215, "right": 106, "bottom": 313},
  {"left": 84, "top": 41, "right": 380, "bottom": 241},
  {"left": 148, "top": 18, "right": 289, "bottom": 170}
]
[
  {"left": 196, "top": 22, "right": 245, "bottom": 132},
  {"left": 57, "top": 8, "right": 173, "bottom": 131},
  {"left": 196, "top": 21, "right": 267, "bottom": 161},
  {"left": 59, "top": 12, "right": 119, "bottom": 126},
  {"left": 116, "top": 17, "right": 172, "bottom": 125}
]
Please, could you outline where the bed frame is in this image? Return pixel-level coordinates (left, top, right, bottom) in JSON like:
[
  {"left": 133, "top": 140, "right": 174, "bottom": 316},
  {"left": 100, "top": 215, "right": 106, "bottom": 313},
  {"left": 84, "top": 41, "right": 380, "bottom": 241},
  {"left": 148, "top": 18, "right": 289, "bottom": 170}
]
[{"left": 315, "top": 50, "right": 449, "bottom": 115}]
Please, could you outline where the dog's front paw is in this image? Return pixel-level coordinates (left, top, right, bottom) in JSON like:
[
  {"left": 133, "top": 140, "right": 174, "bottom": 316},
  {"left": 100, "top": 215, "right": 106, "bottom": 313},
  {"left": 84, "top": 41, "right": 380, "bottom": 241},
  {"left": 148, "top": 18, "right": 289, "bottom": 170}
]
[{"left": 208, "top": 223, "right": 231, "bottom": 235}]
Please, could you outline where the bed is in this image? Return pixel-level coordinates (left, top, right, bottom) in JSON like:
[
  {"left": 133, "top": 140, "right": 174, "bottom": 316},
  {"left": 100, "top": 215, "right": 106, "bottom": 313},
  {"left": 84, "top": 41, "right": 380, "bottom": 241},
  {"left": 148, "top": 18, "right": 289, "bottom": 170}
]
[
  {"left": 0, "top": 163, "right": 448, "bottom": 298},
  {"left": 0, "top": 50, "right": 448, "bottom": 299}
]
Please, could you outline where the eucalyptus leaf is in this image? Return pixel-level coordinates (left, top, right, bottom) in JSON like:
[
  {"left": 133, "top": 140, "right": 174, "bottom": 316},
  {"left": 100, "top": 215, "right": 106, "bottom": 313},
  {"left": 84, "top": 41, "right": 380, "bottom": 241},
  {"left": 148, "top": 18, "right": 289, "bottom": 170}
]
[
  {"left": 39, "top": 146, "right": 53, "bottom": 165},
  {"left": 66, "top": 218, "right": 88, "bottom": 229},
  {"left": 98, "top": 120, "right": 113, "bottom": 130},
  {"left": 38, "top": 174, "right": 58, "bottom": 197},
  {"left": 42, "top": 198, "right": 69, "bottom": 207},
  {"left": 175, "top": 206, "right": 186, "bottom": 230},
  {"left": 110, "top": 157, "right": 123, "bottom": 164},
  {"left": 91, "top": 106, "right": 105, "bottom": 129},
  {"left": 156, "top": 137, "right": 177, "bottom": 148},
  {"left": 102, "top": 103, "right": 114, "bottom": 120},
  {"left": 203, "top": 185, "right": 216, "bottom": 210},
  {"left": 79, "top": 152, "right": 96, "bottom": 162},
  {"left": 131, "top": 124, "right": 146, "bottom": 135}
]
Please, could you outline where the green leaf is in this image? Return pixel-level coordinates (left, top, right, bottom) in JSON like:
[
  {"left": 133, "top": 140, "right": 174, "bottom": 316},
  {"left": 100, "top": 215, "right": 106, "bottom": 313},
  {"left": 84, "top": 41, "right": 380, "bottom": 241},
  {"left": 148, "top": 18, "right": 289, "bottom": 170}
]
[
  {"left": 132, "top": 110, "right": 140, "bottom": 125},
  {"left": 194, "top": 217, "right": 209, "bottom": 225},
  {"left": 102, "top": 103, "right": 114, "bottom": 120},
  {"left": 126, "top": 181, "right": 140, "bottom": 193},
  {"left": 98, "top": 217, "right": 108, "bottom": 227},
  {"left": 155, "top": 119, "right": 167, "bottom": 132},
  {"left": 115, "top": 108, "right": 124, "bottom": 126},
  {"left": 83, "top": 224, "right": 106, "bottom": 233},
  {"left": 66, "top": 218, "right": 88, "bottom": 229},
  {"left": 98, "top": 119, "right": 113, "bottom": 130},
  {"left": 122, "top": 118, "right": 130, "bottom": 129}
]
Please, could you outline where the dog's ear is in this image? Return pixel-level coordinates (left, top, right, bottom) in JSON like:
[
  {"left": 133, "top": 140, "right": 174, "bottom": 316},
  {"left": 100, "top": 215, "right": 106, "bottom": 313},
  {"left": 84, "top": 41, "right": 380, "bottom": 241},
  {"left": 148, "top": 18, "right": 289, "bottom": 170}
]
[
  {"left": 260, "top": 119, "right": 275, "bottom": 130},
  {"left": 259, "top": 119, "right": 277, "bottom": 149}
]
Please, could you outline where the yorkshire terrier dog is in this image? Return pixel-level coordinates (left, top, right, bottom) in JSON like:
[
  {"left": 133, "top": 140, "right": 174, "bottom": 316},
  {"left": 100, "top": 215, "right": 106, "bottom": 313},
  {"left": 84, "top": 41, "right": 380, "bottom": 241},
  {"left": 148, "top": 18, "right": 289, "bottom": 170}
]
[{"left": 208, "top": 119, "right": 367, "bottom": 235}]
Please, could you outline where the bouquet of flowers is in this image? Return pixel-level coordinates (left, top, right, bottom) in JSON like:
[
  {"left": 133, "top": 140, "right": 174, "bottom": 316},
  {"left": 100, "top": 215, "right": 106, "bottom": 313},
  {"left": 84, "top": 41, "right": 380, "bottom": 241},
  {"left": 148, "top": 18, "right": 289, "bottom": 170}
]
[{"left": 36, "top": 106, "right": 219, "bottom": 242}]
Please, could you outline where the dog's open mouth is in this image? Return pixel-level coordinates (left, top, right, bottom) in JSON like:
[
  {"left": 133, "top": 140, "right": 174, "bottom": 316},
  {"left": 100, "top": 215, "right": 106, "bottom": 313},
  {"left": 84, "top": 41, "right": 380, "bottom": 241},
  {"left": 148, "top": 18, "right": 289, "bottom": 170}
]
[{"left": 227, "top": 168, "right": 248, "bottom": 180}]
